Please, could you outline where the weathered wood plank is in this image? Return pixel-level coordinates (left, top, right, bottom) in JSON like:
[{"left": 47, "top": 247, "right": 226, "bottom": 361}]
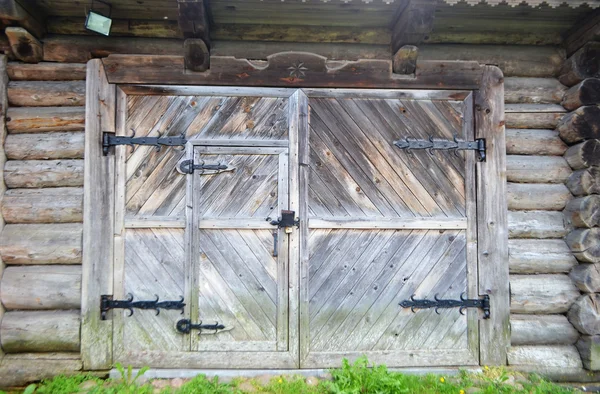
[
  {"left": 566, "top": 228, "right": 600, "bottom": 263},
  {"left": 506, "top": 155, "right": 571, "bottom": 184},
  {"left": 570, "top": 263, "right": 600, "bottom": 293},
  {"left": 46, "top": 16, "right": 182, "bottom": 39},
  {"left": 308, "top": 218, "right": 467, "bottom": 229},
  {"left": 504, "top": 104, "right": 566, "bottom": 113},
  {"left": 7, "top": 62, "right": 87, "bottom": 81},
  {"left": 0, "top": 54, "right": 7, "bottom": 359},
  {"left": 508, "top": 211, "right": 567, "bottom": 239},
  {"left": 1, "top": 310, "right": 80, "bottom": 352},
  {"left": 505, "top": 129, "right": 567, "bottom": 156},
  {"left": 2, "top": 187, "right": 83, "bottom": 224},
  {"left": 0, "top": 0, "right": 45, "bottom": 38},
  {"left": 504, "top": 77, "right": 566, "bottom": 104},
  {"left": 0, "top": 223, "right": 82, "bottom": 265},
  {"left": 510, "top": 274, "right": 580, "bottom": 314},
  {"left": 4, "top": 27, "right": 42, "bottom": 63},
  {"left": 565, "top": 195, "right": 600, "bottom": 229},
  {"left": 557, "top": 105, "right": 600, "bottom": 145},
  {"left": 568, "top": 294, "right": 600, "bottom": 336},
  {"left": 507, "top": 183, "right": 570, "bottom": 211},
  {"left": 562, "top": 78, "right": 600, "bottom": 111},
  {"left": 5, "top": 132, "right": 84, "bottom": 160},
  {"left": 476, "top": 65, "right": 509, "bottom": 366},
  {"left": 564, "top": 140, "right": 600, "bottom": 170},
  {"left": 508, "top": 346, "right": 583, "bottom": 369},
  {"left": 505, "top": 112, "right": 563, "bottom": 129},
  {"left": 6, "top": 106, "right": 85, "bottom": 133},
  {"left": 0, "top": 265, "right": 81, "bottom": 309},
  {"left": 7, "top": 81, "right": 85, "bottom": 107},
  {"left": 511, "top": 315, "right": 579, "bottom": 346},
  {"left": 567, "top": 166, "right": 600, "bottom": 196},
  {"left": 576, "top": 335, "right": 600, "bottom": 371},
  {"left": 4, "top": 159, "right": 84, "bottom": 188},
  {"left": 508, "top": 239, "right": 577, "bottom": 274},
  {"left": 0, "top": 353, "right": 82, "bottom": 388},
  {"left": 559, "top": 42, "right": 600, "bottom": 87},
  {"left": 563, "top": 9, "right": 600, "bottom": 57}
]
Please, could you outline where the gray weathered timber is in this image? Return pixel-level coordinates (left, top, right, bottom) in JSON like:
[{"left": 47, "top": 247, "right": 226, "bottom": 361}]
[
  {"left": 508, "top": 239, "right": 577, "bottom": 274},
  {"left": 391, "top": 0, "right": 436, "bottom": 51},
  {"left": 5, "top": 27, "right": 42, "bottom": 63},
  {"left": 505, "top": 129, "right": 567, "bottom": 156},
  {"left": 4, "top": 159, "right": 84, "bottom": 188},
  {"left": 568, "top": 294, "right": 600, "bottom": 336},
  {"left": 508, "top": 346, "right": 583, "bottom": 369},
  {"left": 566, "top": 228, "right": 600, "bottom": 263},
  {"left": 507, "top": 183, "right": 570, "bottom": 211},
  {"left": 511, "top": 315, "right": 579, "bottom": 346},
  {"left": 564, "top": 195, "right": 600, "bottom": 228},
  {"left": 567, "top": 167, "right": 600, "bottom": 196},
  {"left": 0, "top": 265, "right": 81, "bottom": 309},
  {"left": 570, "top": 263, "right": 600, "bottom": 293},
  {"left": 563, "top": 9, "right": 600, "bottom": 57},
  {"left": 504, "top": 78, "right": 566, "bottom": 104},
  {"left": 0, "top": 353, "right": 82, "bottom": 388},
  {"left": 392, "top": 45, "right": 418, "bottom": 75},
  {"left": 510, "top": 274, "right": 580, "bottom": 314},
  {"left": 1, "top": 310, "right": 80, "bottom": 352},
  {"left": 508, "top": 211, "right": 567, "bottom": 239},
  {"left": 0, "top": 223, "right": 82, "bottom": 264},
  {"left": 576, "top": 335, "right": 600, "bottom": 371},
  {"left": 564, "top": 140, "right": 600, "bottom": 170},
  {"left": 6, "top": 106, "right": 85, "bottom": 133},
  {"left": 505, "top": 112, "right": 563, "bottom": 130},
  {"left": 557, "top": 105, "right": 600, "bottom": 144},
  {"left": 7, "top": 81, "right": 86, "bottom": 107},
  {"left": 5, "top": 132, "right": 84, "bottom": 160},
  {"left": 0, "top": 54, "right": 7, "bottom": 360},
  {"left": 559, "top": 42, "right": 600, "bottom": 87},
  {"left": 506, "top": 156, "right": 571, "bottom": 184},
  {"left": 562, "top": 78, "right": 600, "bottom": 111},
  {"left": 0, "top": 1, "right": 45, "bottom": 38},
  {"left": 2, "top": 187, "right": 83, "bottom": 224},
  {"left": 6, "top": 62, "right": 87, "bottom": 81},
  {"left": 81, "top": 59, "right": 115, "bottom": 370}
]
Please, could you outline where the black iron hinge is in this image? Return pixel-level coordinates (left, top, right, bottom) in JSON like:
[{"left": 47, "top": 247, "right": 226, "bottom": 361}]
[
  {"left": 399, "top": 293, "right": 490, "bottom": 319},
  {"left": 102, "top": 131, "right": 187, "bottom": 155},
  {"left": 394, "top": 136, "right": 486, "bottom": 162},
  {"left": 100, "top": 294, "right": 186, "bottom": 320}
]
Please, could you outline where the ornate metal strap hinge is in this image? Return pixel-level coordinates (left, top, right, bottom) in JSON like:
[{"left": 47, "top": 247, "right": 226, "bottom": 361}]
[
  {"left": 176, "top": 319, "right": 228, "bottom": 335},
  {"left": 399, "top": 293, "right": 490, "bottom": 319},
  {"left": 102, "top": 130, "right": 187, "bottom": 155},
  {"left": 100, "top": 294, "right": 185, "bottom": 320},
  {"left": 394, "top": 136, "right": 486, "bottom": 162},
  {"left": 177, "top": 159, "right": 235, "bottom": 175}
]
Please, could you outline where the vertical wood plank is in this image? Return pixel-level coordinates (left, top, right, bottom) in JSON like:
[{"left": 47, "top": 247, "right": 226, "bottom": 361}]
[
  {"left": 277, "top": 151, "right": 289, "bottom": 351},
  {"left": 475, "top": 66, "right": 509, "bottom": 365},
  {"left": 0, "top": 55, "right": 8, "bottom": 360},
  {"left": 81, "top": 59, "right": 116, "bottom": 369}
]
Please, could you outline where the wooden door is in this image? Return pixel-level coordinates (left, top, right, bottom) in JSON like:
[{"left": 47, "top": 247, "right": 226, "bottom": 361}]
[
  {"left": 111, "top": 88, "right": 299, "bottom": 368},
  {"left": 298, "top": 89, "right": 480, "bottom": 368}
]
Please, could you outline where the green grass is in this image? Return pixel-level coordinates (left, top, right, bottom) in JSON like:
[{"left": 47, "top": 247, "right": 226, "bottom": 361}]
[{"left": 11, "top": 358, "right": 579, "bottom": 394}]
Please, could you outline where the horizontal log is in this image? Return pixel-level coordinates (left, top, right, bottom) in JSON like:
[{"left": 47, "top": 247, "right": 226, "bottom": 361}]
[
  {"left": 0, "top": 353, "right": 82, "bottom": 388},
  {"left": 6, "top": 106, "right": 85, "bottom": 133},
  {"left": 505, "top": 129, "right": 567, "bottom": 156},
  {"left": 511, "top": 315, "right": 579, "bottom": 346},
  {"left": 6, "top": 27, "right": 42, "bottom": 64},
  {"left": 568, "top": 294, "right": 600, "bottom": 336},
  {"left": 570, "top": 263, "right": 600, "bottom": 293},
  {"left": 567, "top": 166, "right": 600, "bottom": 196},
  {"left": 505, "top": 112, "right": 563, "bottom": 129},
  {"left": 510, "top": 274, "right": 580, "bottom": 314},
  {"left": 1, "top": 310, "right": 80, "bottom": 353},
  {"left": 557, "top": 105, "right": 600, "bottom": 145},
  {"left": 47, "top": 16, "right": 182, "bottom": 39},
  {"left": 2, "top": 187, "right": 83, "bottom": 224},
  {"left": 7, "top": 81, "right": 86, "bottom": 107},
  {"left": 6, "top": 62, "right": 87, "bottom": 81},
  {"left": 508, "top": 211, "right": 567, "bottom": 239},
  {"left": 505, "top": 104, "right": 566, "bottom": 113},
  {"left": 506, "top": 155, "right": 571, "bottom": 184},
  {"left": 5, "top": 132, "right": 85, "bottom": 160},
  {"left": 502, "top": 366, "right": 600, "bottom": 383},
  {"left": 564, "top": 140, "right": 600, "bottom": 170},
  {"left": 4, "top": 159, "right": 84, "bottom": 188},
  {"left": 562, "top": 78, "right": 600, "bottom": 111},
  {"left": 564, "top": 195, "right": 600, "bottom": 228},
  {"left": 576, "top": 335, "right": 600, "bottom": 371},
  {"left": 508, "top": 346, "right": 582, "bottom": 369},
  {"left": 509, "top": 239, "right": 578, "bottom": 274},
  {"left": 507, "top": 183, "right": 570, "bottom": 211},
  {"left": 0, "top": 265, "right": 81, "bottom": 310},
  {"left": 566, "top": 228, "right": 600, "bottom": 263},
  {"left": 559, "top": 42, "right": 600, "bottom": 87},
  {"left": 504, "top": 78, "right": 566, "bottom": 104},
  {"left": 0, "top": 223, "right": 82, "bottom": 265},
  {"left": 418, "top": 44, "right": 565, "bottom": 77}
]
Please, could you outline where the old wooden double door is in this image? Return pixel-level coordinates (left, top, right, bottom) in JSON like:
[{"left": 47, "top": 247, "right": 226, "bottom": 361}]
[{"left": 110, "top": 86, "right": 481, "bottom": 369}]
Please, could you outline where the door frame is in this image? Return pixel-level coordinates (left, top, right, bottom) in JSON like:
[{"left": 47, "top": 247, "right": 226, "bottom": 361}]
[{"left": 82, "top": 57, "right": 508, "bottom": 370}]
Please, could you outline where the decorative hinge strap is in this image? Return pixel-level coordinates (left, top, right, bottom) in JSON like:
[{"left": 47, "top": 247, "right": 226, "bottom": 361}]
[
  {"left": 100, "top": 294, "right": 186, "bottom": 320},
  {"left": 399, "top": 293, "right": 490, "bottom": 319},
  {"left": 102, "top": 131, "right": 187, "bottom": 155},
  {"left": 393, "top": 136, "right": 486, "bottom": 162}
]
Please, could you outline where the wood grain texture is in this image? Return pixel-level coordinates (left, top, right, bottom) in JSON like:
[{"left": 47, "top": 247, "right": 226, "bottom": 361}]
[
  {"left": 567, "top": 166, "right": 600, "bottom": 196},
  {"left": 565, "top": 195, "right": 600, "bottom": 228},
  {"left": 504, "top": 78, "right": 566, "bottom": 104},
  {"left": 570, "top": 263, "right": 600, "bottom": 293},
  {"left": 505, "top": 112, "right": 563, "bottom": 129},
  {"left": 8, "top": 81, "right": 86, "bottom": 107},
  {"left": 576, "top": 335, "right": 600, "bottom": 371},
  {"left": 508, "top": 211, "right": 567, "bottom": 239},
  {"left": 562, "top": 78, "right": 600, "bottom": 111},
  {"left": 5, "top": 132, "right": 84, "bottom": 160},
  {"left": 4, "top": 159, "right": 84, "bottom": 188},
  {"left": 557, "top": 105, "right": 600, "bottom": 144},
  {"left": 510, "top": 274, "right": 580, "bottom": 314},
  {"left": 0, "top": 353, "right": 82, "bottom": 388},
  {"left": 505, "top": 129, "right": 567, "bottom": 156},
  {"left": 559, "top": 42, "right": 600, "bottom": 87},
  {"left": 0, "top": 310, "right": 80, "bottom": 352},
  {"left": 6, "top": 106, "right": 85, "bottom": 133},
  {"left": 566, "top": 228, "right": 600, "bottom": 263},
  {"left": 507, "top": 183, "right": 570, "bottom": 211},
  {"left": 508, "top": 346, "right": 583, "bottom": 369},
  {"left": 564, "top": 140, "right": 600, "bottom": 170},
  {"left": 508, "top": 239, "right": 577, "bottom": 274},
  {"left": 511, "top": 315, "right": 579, "bottom": 346},
  {"left": 0, "top": 265, "right": 81, "bottom": 310},
  {"left": 2, "top": 187, "right": 83, "bottom": 224},
  {"left": 568, "top": 294, "right": 600, "bottom": 336},
  {"left": 6, "top": 62, "right": 87, "bottom": 81},
  {"left": 506, "top": 155, "right": 571, "bottom": 184},
  {"left": 5, "top": 27, "right": 42, "bottom": 64},
  {"left": 0, "top": 223, "right": 82, "bottom": 264}
]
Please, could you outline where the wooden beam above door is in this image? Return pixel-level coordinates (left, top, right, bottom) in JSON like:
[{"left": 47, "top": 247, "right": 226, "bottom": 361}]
[
  {"left": 178, "top": 0, "right": 211, "bottom": 71},
  {"left": 391, "top": 0, "right": 437, "bottom": 53}
]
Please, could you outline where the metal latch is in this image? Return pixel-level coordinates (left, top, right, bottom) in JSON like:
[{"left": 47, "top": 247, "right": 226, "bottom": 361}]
[
  {"left": 176, "top": 319, "right": 227, "bottom": 335},
  {"left": 394, "top": 135, "right": 486, "bottom": 162},
  {"left": 177, "top": 159, "right": 235, "bottom": 175},
  {"left": 100, "top": 294, "right": 185, "bottom": 320},
  {"left": 270, "top": 210, "right": 299, "bottom": 232},
  {"left": 399, "top": 293, "right": 490, "bottom": 319}
]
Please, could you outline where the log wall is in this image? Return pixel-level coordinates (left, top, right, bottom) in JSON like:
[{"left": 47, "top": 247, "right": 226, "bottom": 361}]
[{"left": 0, "top": 60, "right": 85, "bottom": 383}]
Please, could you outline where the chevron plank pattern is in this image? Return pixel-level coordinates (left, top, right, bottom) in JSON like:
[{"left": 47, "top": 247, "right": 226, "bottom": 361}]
[{"left": 124, "top": 95, "right": 289, "bottom": 219}]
